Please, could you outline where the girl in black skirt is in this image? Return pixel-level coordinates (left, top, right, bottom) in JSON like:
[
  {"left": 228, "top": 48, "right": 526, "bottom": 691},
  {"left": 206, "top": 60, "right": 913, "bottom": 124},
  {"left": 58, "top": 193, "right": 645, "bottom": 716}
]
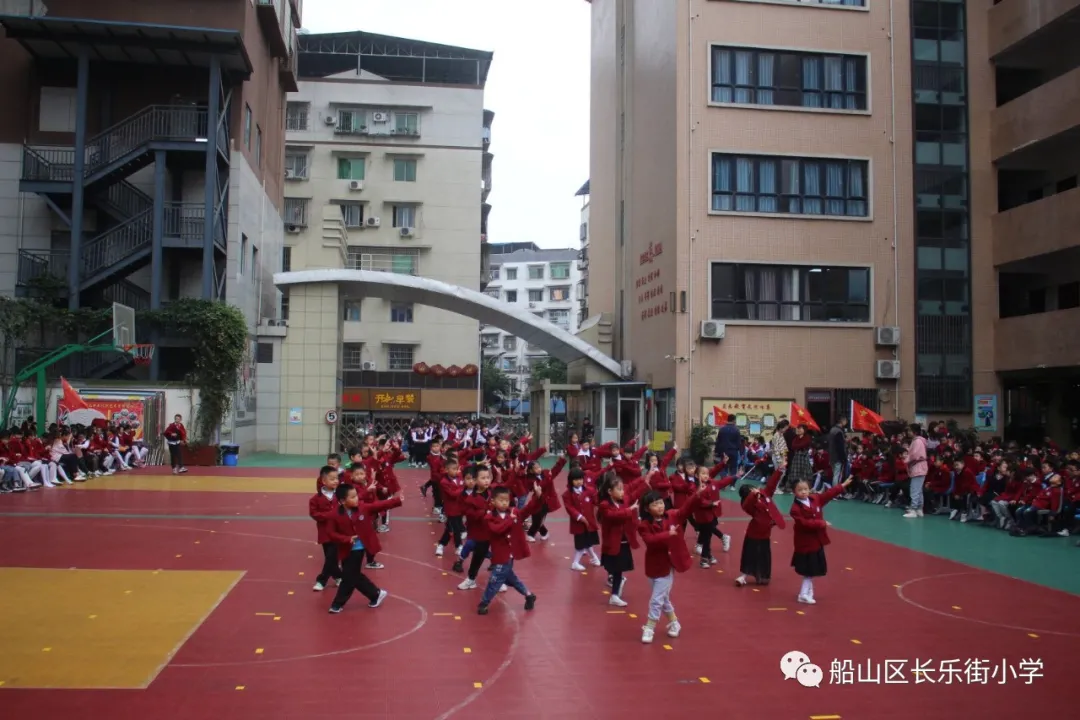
[
  {"left": 734, "top": 464, "right": 785, "bottom": 586},
  {"left": 789, "top": 475, "right": 853, "bottom": 604},
  {"left": 562, "top": 467, "right": 602, "bottom": 569},
  {"left": 596, "top": 470, "right": 647, "bottom": 608}
]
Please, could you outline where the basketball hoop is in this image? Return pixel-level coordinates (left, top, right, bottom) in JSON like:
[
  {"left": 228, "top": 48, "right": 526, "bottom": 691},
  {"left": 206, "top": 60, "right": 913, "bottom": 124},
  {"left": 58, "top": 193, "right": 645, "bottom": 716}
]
[{"left": 124, "top": 344, "right": 156, "bottom": 366}]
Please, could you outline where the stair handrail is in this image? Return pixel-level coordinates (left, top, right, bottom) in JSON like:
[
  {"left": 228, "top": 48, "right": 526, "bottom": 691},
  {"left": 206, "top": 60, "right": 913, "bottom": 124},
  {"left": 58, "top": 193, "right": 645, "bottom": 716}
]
[
  {"left": 85, "top": 104, "right": 209, "bottom": 175},
  {"left": 103, "top": 180, "right": 153, "bottom": 219},
  {"left": 80, "top": 207, "right": 153, "bottom": 278}
]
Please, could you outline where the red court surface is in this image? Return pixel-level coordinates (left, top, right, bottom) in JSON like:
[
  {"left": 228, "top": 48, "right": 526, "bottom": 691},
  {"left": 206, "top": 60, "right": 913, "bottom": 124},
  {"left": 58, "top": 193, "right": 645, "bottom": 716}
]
[{"left": 0, "top": 466, "right": 1074, "bottom": 720}]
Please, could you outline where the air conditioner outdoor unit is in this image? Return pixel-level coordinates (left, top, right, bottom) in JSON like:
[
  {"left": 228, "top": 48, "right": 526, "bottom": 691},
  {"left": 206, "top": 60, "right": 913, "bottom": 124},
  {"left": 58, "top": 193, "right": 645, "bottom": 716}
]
[
  {"left": 876, "top": 360, "right": 901, "bottom": 380},
  {"left": 324, "top": 115, "right": 337, "bottom": 125},
  {"left": 399, "top": 227, "right": 415, "bottom": 238},
  {"left": 349, "top": 180, "right": 364, "bottom": 191},
  {"left": 700, "top": 320, "right": 726, "bottom": 340},
  {"left": 362, "top": 361, "right": 377, "bottom": 371},
  {"left": 286, "top": 225, "right": 300, "bottom": 234},
  {"left": 365, "top": 216, "right": 381, "bottom": 227},
  {"left": 875, "top": 326, "right": 901, "bottom": 346},
  {"left": 372, "top": 112, "right": 389, "bottom": 123},
  {"left": 285, "top": 169, "right": 296, "bottom": 179}
]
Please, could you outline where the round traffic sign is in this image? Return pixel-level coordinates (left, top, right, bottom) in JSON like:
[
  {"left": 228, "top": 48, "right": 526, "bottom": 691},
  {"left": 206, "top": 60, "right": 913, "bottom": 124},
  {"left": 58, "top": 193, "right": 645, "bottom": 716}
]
[{"left": 325, "top": 410, "right": 338, "bottom": 425}]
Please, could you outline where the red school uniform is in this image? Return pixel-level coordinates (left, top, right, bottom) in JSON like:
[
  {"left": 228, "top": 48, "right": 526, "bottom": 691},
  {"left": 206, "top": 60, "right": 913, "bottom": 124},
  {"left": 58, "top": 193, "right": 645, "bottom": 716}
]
[
  {"left": 596, "top": 478, "right": 648, "bottom": 556},
  {"left": 562, "top": 485, "right": 600, "bottom": 534},
  {"left": 439, "top": 474, "right": 468, "bottom": 517},
  {"left": 638, "top": 493, "right": 704, "bottom": 578},
  {"left": 742, "top": 469, "right": 786, "bottom": 540},
  {"left": 486, "top": 494, "right": 545, "bottom": 564},
  {"left": 163, "top": 422, "right": 187, "bottom": 442},
  {"left": 952, "top": 468, "right": 978, "bottom": 496},
  {"left": 1031, "top": 484, "right": 1063, "bottom": 512},
  {"left": 789, "top": 484, "right": 845, "bottom": 554},
  {"left": 326, "top": 496, "right": 403, "bottom": 561},
  {"left": 521, "top": 456, "right": 568, "bottom": 512},
  {"left": 463, "top": 491, "right": 492, "bottom": 542},
  {"left": 308, "top": 487, "right": 339, "bottom": 544},
  {"left": 690, "top": 474, "right": 736, "bottom": 525}
]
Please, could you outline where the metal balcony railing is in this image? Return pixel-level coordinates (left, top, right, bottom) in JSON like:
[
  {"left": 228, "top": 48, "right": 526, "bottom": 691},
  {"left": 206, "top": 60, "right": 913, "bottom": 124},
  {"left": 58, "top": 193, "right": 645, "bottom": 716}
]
[
  {"left": 16, "top": 249, "right": 69, "bottom": 289},
  {"left": 81, "top": 209, "right": 153, "bottom": 278},
  {"left": 163, "top": 202, "right": 207, "bottom": 245},
  {"left": 85, "top": 105, "right": 210, "bottom": 175},
  {"left": 21, "top": 145, "right": 77, "bottom": 182},
  {"left": 101, "top": 180, "right": 153, "bottom": 220}
]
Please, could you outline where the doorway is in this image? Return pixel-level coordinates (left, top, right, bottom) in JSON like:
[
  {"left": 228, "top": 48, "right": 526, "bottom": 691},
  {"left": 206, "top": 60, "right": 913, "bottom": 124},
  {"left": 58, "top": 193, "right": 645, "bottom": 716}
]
[
  {"left": 619, "top": 398, "right": 639, "bottom": 446},
  {"left": 805, "top": 389, "right": 833, "bottom": 432}
]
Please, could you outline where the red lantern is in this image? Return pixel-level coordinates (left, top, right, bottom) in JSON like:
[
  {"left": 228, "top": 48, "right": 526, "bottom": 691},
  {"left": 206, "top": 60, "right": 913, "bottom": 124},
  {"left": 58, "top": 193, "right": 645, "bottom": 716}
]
[
  {"left": 431, "top": 364, "right": 446, "bottom": 377},
  {"left": 462, "top": 364, "right": 479, "bottom": 376},
  {"left": 447, "top": 365, "right": 462, "bottom": 377},
  {"left": 413, "top": 362, "right": 430, "bottom": 375}
]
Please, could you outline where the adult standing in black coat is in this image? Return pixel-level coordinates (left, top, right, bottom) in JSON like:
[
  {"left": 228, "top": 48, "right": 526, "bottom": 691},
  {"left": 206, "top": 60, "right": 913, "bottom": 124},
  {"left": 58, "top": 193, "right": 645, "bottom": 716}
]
[{"left": 714, "top": 415, "right": 743, "bottom": 477}]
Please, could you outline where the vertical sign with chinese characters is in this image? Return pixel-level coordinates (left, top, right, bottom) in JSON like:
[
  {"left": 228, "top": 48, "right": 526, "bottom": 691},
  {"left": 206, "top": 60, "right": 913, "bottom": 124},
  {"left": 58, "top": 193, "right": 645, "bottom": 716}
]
[{"left": 636, "top": 242, "right": 668, "bottom": 321}]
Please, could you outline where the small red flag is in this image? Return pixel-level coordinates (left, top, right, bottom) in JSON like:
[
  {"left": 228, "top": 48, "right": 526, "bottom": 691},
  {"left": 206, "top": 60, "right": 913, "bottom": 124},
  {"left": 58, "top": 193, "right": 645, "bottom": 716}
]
[
  {"left": 850, "top": 400, "right": 885, "bottom": 436},
  {"left": 789, "top": 402, "right": 821, "bottom": 433},
  {"left": 60, "top": 377, "right": 89, "bottom": 411},
  {"left": 712, "top": 406, "right": 729, "bottom": 425}
]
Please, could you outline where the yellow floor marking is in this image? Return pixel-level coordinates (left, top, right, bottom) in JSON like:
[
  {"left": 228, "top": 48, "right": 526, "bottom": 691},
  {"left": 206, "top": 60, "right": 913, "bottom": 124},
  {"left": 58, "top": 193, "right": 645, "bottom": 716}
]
[
  {"left": 628, "top": 613, "right": 638, "bottom": 619},
  {"left": 174, "top": 555, "right": 182, "bottom": 559},
  {"left": 767, "top": 607, "right": 786, "bottom": 611},
  {"left": 441, "top": 572, "right": 448, "bottom": 576},
  {"left": 71, "top": 475, "right": 325, "bottom": 494},
  {"left": 235, "top": 685, "right": 245, "bottom": 691},
  {"left": 307, "top": 555, "right": 313, "bottom": 559},
  {"left": 752, "top": 588, "right": 760, "bottom": 593},
  {"left": 42, "top": 647, "right": 51, "bottom": 652},
  {"left": 606, "top": 610, "right": 626, "bottom": 615},
  {"left": 273, "top": 617, "right": 281, "bottom": 621},
  {"left": 124, "top": 590, "right": 132, "bottom": 594},
  {"left": 254, "top": 648, "right": 264, "bottom": 655},
  {"left": 88, "top": 615, "right": 97, "bottom": 620},
  {"left": 844, "top": 567, "right": 853, "bottom": 571},
  {"left": 662, "top": 645, "right": 673, "bottom": 650},
  {"left": 951, "top": 605, "right": 962, "bottom": 610},
  {"left": 809, "top": 716, "right": 841, "bottom": 720},
  {"left": 699, "top": 677, "right": 710, "bottom": 683},
  {"left": 850, "top": 639, "right": 862, "bottom": 645},
  {"left": 433, "top": 613, "right": 453, "bottom": 617},
  {"left": 255, "top": 613, "right": 275, "bottom": 617},
  {"left": 463, "top": 648, "right": 471, "bottom": 654},
  {"left": 0, "top": 680, "right": 5, "bottom": 686},
  {"left": 454, "top": 616, "right": 462, "bottom": 620},
  {"left": 297, "top": 572, "right": 304, "bottom": 577},
  {"left": 716, "top": 570, "right": 724, "bottom": 574},
  {"left": 287, "top": 591, "right": 294, "bottom": 596},
  {"left": 796, "top": 611, "right": 805, "bottom": 615},
  {"left": 447, "top": 591, "right": 454, "bottom": 595},
  {"left": 582, "top": 572, "right": 588, "bottom": 576},
  {"left": 194, "top": 541, "right": 200, "bottom": 545},
  {"left": 1028, "top": 633, "right": 1039, "bottom": 638}
]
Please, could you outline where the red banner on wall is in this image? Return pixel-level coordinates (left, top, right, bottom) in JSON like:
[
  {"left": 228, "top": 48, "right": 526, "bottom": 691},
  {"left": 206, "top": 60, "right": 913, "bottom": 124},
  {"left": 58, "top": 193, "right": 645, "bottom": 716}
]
[{"left": 57, "top": 397, "right": 147, "bottom": 440}]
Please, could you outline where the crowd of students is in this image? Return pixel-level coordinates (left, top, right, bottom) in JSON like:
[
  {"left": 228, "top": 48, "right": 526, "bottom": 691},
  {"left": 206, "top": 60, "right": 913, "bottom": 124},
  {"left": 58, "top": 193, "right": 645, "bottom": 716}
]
[
  {"left": 0, "top": 413, "right": 191, "bottom": 492},
  {"left": 307, "top": 425, "right": 853, "bottom": 642}
]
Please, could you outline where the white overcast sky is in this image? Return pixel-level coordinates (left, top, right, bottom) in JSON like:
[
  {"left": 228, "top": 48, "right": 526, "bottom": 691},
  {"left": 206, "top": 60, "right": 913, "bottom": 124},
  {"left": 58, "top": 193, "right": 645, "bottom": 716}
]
[{"left": 302, "top": 0, "right": 591, "bottom": 250}]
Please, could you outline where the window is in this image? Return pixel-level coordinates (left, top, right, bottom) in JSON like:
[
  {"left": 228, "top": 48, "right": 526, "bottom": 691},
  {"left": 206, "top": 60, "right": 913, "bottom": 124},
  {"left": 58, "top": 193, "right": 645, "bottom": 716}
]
[
  {"left": 505, "top": 290, "right": 518, "bottom": 303},
  {"left": 506, "top": 268, "right": 518, "bottom": 280},
  {"left": 337, "top": 157, "right": 365, "bottom": 180},
  {"left": 549, "top": 286, "right": 570, "bottom": 302},
  {"left": 390, "top": 302, "right": 414, "bottom": 323},
  {"left": 393, "top": 205, "right": 417, "bottom": 228},
  {"left": 394, "top": 112, "right": 419, "bottom": 134},
  {"left": 343, "top": 344, "right": 363, "bottom": 369},
  {"left": 343, "top": 300, "right": 362, "bottom": 322},
  {"left": 285, "top": 151, "right": 308, "bottom": 179},
  {"left": 490, "top": 266, "right": 500, "bottom": 280},
  {"left": 347, "top": 247, "right": 419, "bottom": 274},
  {"left": 340, "top": 203, "right": 364, "bottom": 228},
  {"left": 500, "top": 357, "right": 514, "bottom": 371},
  {"left": 548, "top": 309, "right": 570, "bottom": 328},
  {"left": 503, "top": 336, "right": 517, "bottom": 350},
  {"left": 528, "top": 265, "right": 544, "bottom": 280},
  {"left": 240, "top": 234, "right": 248, "bottom": 275},
  {"left": 255, "top": 125, "right": 262, "bottom": 168},
  {"left": 393, "top": 158, "right": 417, "bottom": 182},
  {"left": 256, "top": 342, "right": 274, "bottom": 364},
  {"left": 482, "top": 334, "right": 499, "bottom": 349},
  {"left": 528, "top": 289, "right": 543, "bottom": 302},
  {"left": 484, "top": 288, "right": 499, "bottom": 298},
  {"left": 711, "top": 153, "right": 869, "bottom": 217},
  {"left": 244, "top": 104, "right": 252, "bottom": 149},
  {"left": 285, "top": 102, "right": 309, "bottom": 131},
  {"left": 280, "top": 291, "right": 290, "bottom": 321},
  {"left": 387, "top": 344, "right": 414, "bottom": 370},
  {"left": 337, "top": 109, "right": 365, "bottom": 133},
  {"left": 282, "top": 246, "right": 292, "bottom": 272},
  {"left": 550, "top": 262, "right": 571, "bottom": 280},
  {"left": 710, "top": 262, "right": 871, "bottom": 322},
  {"left": 711, "top": 46, "right": 868, "bottom": 110},
  {"left": 284, "top": 198, "right": 309, "bottom": 227},
  {"left": 654, "top": 388, "right": 674, "bottom": 432},
  {"left": 38, "top": 87, "right": 76, "bottom": 133}
]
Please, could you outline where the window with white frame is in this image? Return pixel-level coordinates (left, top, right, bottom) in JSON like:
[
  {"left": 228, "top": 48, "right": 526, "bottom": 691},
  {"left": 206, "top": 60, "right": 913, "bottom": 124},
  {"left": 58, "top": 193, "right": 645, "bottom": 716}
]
[
  {"left": 346, "top": 247, "right": 419, "bottom": 274},
  {"left": 337, "top": 157, "right": 365, "bottom": 180},
  {"left": 505, "top": 290, "right": 518, "bottom": 303},
  {"left": 387, "top": 344, "right": 414, "bottom": 370},
  {"left": 392, "top": 204, "right": 417, "bottom": 228},
  {"left": 528, "top": 289, "right": 542, "bottom": 302},
  {"left": 337, "top": 109, "right": 366, "bottom": 134},
  {"left": 281, "top": 246, "right": 292, "bottom": 272},
  {"left": 505, "top": 267, "right": 518, "bottom": 280},
  {"left": 503, "top": 336, "right": 517, "bottom": 350},
  {"left": 710, "top": 46, "right": 868, "bottom": 110},
  {"left": 394, "top": 112, "right": 419, "bottom": 134},
  {"left": 390, "top": 302, "right": 414, "bottom": 323},
  {"left": 340, "top": 203, "right": 364, "bottom": 228},
  {"left": 481, "top": 334, "right": 499, "bottom": 349},
  {"left": 550, "top": 262, "right": 571, "bottom": 280},
  {"left": 500, "top": 357, "right": 514, "bottom": 371},
  {"left": 343, "top": 343, "right": 364, "bottom": 369},
  {"left": 709, "top": 262, "right": 871, "bottom": 322},
  {"left": 285, "top": 151, "right": 309, "bottom": 179},
  {"left": 547, "top": 309, "right": 570, "bottom": 328},
  {"left": 285, "top": 102, "right": 309, "bottom": 131},
  {"left": 490, "top": 266, "right": 500, "bottom": 280},
  {"left": 711, "top": 152, "right": 869, "bottom": 217},
  {"left": 284, "top": 198, "right": 309, "bottom": 227},
  {"left": 393, "top": 158, "right": 417, "bottom": 182},
  {"left": 549, "top": 286, "right": 571, "bottom": 302},
  {"left": 343, "top": 300, "right": 362, "bottom": 322},
  {"left": 528, "top": 265, "right": 544, "bottom": 280},
  {"left": 483, "top": 288, "right": 499, "bottom": 298}
]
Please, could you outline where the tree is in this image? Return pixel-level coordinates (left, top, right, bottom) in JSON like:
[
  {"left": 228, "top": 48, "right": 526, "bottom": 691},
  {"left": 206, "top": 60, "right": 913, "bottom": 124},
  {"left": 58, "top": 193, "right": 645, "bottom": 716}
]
[
  {"left": 529, "top": 356, "right": 568, "bottom": 384},
  {"left": 481, "top": 358, "right": 511, "bottom": 408}
]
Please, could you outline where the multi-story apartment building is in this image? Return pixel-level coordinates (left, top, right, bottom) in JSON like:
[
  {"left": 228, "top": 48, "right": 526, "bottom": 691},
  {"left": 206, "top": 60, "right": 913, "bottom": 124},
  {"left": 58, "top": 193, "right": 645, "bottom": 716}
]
[
  {"left": 0, "top": 0, "right": 299, "bottom": 450},
  {"left": 576, "top": 179, "right": 590, "bottom": 324},
  {"left": 283, "top": 30, "right": 493, "bottom": 424},
  {"left": 482, "top": 245, "right": 581, "bottom": 397},
  {"left": 585, "top": 0, "right": 1080, "bottom": 445}
]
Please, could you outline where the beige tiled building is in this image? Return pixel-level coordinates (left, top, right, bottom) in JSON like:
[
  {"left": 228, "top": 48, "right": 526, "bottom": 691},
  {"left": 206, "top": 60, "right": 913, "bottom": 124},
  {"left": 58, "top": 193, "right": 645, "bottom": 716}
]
[{"left": 586, "top": 0, "right": 1080, "bottom": 445}]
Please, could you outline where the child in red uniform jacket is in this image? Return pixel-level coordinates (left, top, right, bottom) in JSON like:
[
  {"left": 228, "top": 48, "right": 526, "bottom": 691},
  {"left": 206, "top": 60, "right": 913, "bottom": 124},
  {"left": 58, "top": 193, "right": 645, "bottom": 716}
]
[
  {"left": 642, "top": 446, "right": 679, "bottom": 507},
  {"left": 688, "top": 462, "right": 733, "bottom": 565},
  {"left": 458, "top": 466, "right": 501, "bottom": 589},
  {"left": 436, "top": 458, "right": 467, "bottom": 557},
  {"left": 949, "top": 459, "right": 978, "bottom": 522},
  {"left": 789, "top": 475, "right": 853, "bottom": 605},
  {"left": 523, "top": 456, "right": 567, "bottom": 542},
  {"left": 309, "top": 465, "right": 343, "bottom": 590},
  {"left": 562, "top": 467, "right": 602, "bottom": 570},
  {"left": 668, "top": 456, "right": 697, "bottom": 509},
  {"left": 637, "top": 486, "right": 705, "bottom": 644},
  {"left": 1013, "top": 469, "right": 1064, "bottom": 536},
  {"left": 597, "top": 471, "right": 648, "bottom": 607},
  {"left": 163, "top": 414, "right": 188, "bottom": 474},
  {"left": 325, "top": 483, "right": 402, "bottom": 613},
  {"left": 735, "top": 466, "right": 786, "bottom": 586},
  {"left": 477, "top": 485, "right": 544, "bottom": 615}
]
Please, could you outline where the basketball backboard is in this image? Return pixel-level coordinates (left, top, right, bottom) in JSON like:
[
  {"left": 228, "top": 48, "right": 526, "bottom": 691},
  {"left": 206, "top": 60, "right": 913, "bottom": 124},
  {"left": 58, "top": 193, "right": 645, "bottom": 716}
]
[{"left": 112, "top": 302, "right": 136, "bottom": 348}]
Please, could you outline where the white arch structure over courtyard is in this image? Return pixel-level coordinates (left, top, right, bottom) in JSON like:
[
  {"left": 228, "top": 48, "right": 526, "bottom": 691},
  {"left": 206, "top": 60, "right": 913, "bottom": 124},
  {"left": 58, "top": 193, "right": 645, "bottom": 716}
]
[{"left": 274, "top": 269, "right": 624, "bottom": 377}]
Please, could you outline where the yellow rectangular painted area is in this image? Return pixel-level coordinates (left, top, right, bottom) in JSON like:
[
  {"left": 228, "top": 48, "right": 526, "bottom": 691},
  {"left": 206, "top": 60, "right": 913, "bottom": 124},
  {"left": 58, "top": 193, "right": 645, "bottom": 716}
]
[
  {"left": 0, "top": 568, "right": 242, "bottom": 689},
  {"left": 71, "top": 475, "right": 313, "bottom": 493}
]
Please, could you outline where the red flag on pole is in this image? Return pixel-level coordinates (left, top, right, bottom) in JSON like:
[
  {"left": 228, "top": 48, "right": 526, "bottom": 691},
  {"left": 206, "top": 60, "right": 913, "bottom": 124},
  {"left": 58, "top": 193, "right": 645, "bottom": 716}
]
[
  {"left": 850, "top": 400, "right": 885, "bottom": 436},
  {"left": 712, "top": 406, "right": 730, "bottom": 425},
  {"left": 60, "top": 377, "right": 89, "bottom": 411},
  {"left": 789, "top": 402, "right": 821, "bottom": 433}
]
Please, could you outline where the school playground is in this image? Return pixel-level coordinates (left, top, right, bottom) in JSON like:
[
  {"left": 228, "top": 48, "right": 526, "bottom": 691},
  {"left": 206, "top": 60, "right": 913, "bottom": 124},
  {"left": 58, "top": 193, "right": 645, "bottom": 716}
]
[{"left": 0, "top": 458, "right": 1075, "bottom": 720}]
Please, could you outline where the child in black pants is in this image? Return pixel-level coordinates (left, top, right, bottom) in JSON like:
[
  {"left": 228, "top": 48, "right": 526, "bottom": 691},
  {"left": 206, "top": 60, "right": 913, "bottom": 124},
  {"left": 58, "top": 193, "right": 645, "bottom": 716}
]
[
  {"left": 326, "top": 483, "right": 401, "bottom": 613},
  {"left": 308, "top": 465, "right": 343, "bottom": 591}
]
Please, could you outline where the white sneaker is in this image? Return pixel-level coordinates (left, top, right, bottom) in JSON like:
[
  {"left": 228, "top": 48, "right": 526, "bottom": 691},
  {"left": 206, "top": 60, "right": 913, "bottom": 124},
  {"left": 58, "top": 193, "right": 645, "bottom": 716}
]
[
  {"left": 498, "top": 584, "right": 508, "bottom": 593},
  {"left": 722, "top": 535, "right": 731, "bottom": 553},
  {"left": 313, "top": 582, "right": 325, "bottom": 592},
  {"left": 695, "top": 544, "right": 702, "bottom": 555},
  {"left": 526, "top": 536, "right": 536, "bottom": 543},
  {"left": 709, "top": 557, "right": 718, "bottom": 565},
  {"left": 435, "top": 545, "right": 444, "bottom": 557},
  {"left": 903, "top": 510, "right": 920, "bottom": 518},
  {"left": 949, "top": 509, "right": 959, "bottom": 520},
  {"left": 539, "top": 532, "right": 549, "bottom": 541},
  {"left": 797, "top": 595, "right": 817, "bottom": 605},
  {"left": 1057, "top": 529, "right": 1071, "bottom": 537},
  {"left": 458, "top": 578, "right": 477, "bottom": 590},
  {"left": 960, "top": 513, "right": 969, "bottom": 523},
  {"left": 570, "top": 562, "right": 587, "bottom": 572},
  {"left": 589, "top": 556, "right": 602, "bottom": 566},
  {"left": 455, "top": 545, "right": 464, "bottom": 559},
  {"left": 734, "top": 575, "right": 748, "bottom": 587},
  {"left": 609, "top": 595, "right": 628, "bottom": 607},
  {"left": 641, "top": 626, "right": 655, "bottom": 644},
  {"left": 667, "top": 621, "right": 682, "bottom": 638}
]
